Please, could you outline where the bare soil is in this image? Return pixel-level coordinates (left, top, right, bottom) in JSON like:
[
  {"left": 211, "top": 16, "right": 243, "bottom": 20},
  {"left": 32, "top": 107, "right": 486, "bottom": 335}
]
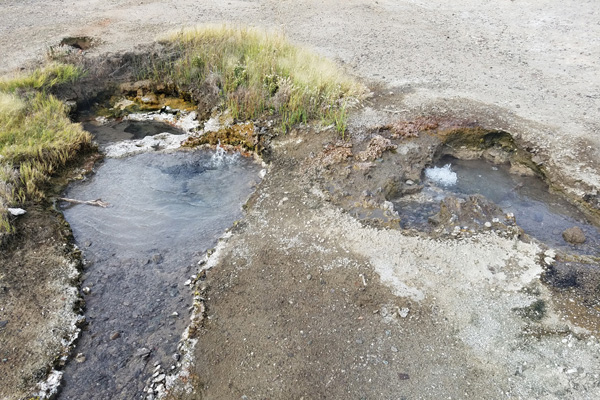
[
  {"left": 1, "top": 1, "right": 600, "bottom": 399},
  {"left": 0, "top": 208, "right": 81, "bottom": 400}
]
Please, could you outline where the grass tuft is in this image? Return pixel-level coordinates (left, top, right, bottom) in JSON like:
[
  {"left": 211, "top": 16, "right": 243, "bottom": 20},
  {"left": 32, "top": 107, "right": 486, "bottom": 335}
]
[
  {"left": 0, "top": 64, "right": 92, "bottom": 233},
  {"left": 141, "top": 25, "right": 366, "bottom": 132},
  {"left": 0, "top": 63, "right": 83, "bottom": 93}
]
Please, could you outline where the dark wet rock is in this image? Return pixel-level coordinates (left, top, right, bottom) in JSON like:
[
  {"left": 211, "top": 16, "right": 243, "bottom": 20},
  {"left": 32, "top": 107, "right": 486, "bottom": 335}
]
[
  {"left": 383, "top": 176, "right": 422, "bottom": 200},
  {"left": 0, "top": 320, "right": 8, "bottom": 329},
  {"left": 562, "top": 226, "right": 586, "bottom": 244}
]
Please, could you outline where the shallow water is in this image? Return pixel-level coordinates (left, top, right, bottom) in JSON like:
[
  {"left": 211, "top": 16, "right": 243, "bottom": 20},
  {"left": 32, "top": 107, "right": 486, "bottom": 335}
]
[
  {"left": 395, "top": 156, "right": 600, "bottom": 254},
  {"left": 59, "top": 150, "right": 261, "bottom": 399}
]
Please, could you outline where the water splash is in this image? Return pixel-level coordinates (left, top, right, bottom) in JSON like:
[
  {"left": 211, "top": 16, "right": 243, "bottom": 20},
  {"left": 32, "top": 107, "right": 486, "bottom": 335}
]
[
  {"left": 210, "top": 141, "right": 240, "bottom": 168},
  {"left": 425, "top": 164, "right": 457, "bottom": 187}
]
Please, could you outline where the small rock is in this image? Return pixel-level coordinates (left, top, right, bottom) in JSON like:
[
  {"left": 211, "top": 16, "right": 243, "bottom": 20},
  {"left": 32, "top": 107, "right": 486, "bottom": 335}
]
[
  {"left": 405, "top": 180, "right": 414, "bottom": 185},
  {"left": 7, "top": 208, "right": 26, "bottom": 216},
  {"left": 306, "top": 274, "right": 312, "bottom": 281},
  {"left": 0, "top": 320, "right": 8, "bottom": 329},
  {"left": 562, "top": 226, "right": 586, "bottom": 244},
  {"left": 82, "top": 286, "right": 91, "bottom": 295},
  {"left": 110, "top": 331, "right": 120, "bottom": 340},
  {"left": 544, "top": 249, "right": 556, "bottom": 259},
  {"left": 184, "top": 279, "right": 192, "bottom": 286},
  {"left": 566, "top": 368, "right": 578, "bottom": 375},
  {"left": 153, "top": 374, "right": 166, "bottom": 383},
  {"left": 544, "top": 257, "right": 554, "bottom": 265},
  {"left": 172, "top": 353, "right": 181, "bottom": 361},
  {"left": 398, "top": 308, "right": 410, "bottom": 318},
  {"left": 391, "top": 346, "right": 398, "bottom": 352},
  {"left": 75, "top": 353, "right": 86, "bottom": 363},
  {"left": 484, "top": 221, "right": 492, "bottom": 228},
  {"left": 171, "top": 312, "right": 179, "bottom": 317},
  {"left": 136, "top": 347, "right": 151, "bottom": 358}
]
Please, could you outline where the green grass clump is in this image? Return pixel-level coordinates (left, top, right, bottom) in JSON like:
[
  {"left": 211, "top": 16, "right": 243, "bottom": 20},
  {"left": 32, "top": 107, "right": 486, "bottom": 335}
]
[
  {"left": 0, "top": 63, "right": 83, "bottom": 92},
  {"left": 0, "top": 64, "right": 92, "bottom": 233},
  {"left": 144, "top": 25, "right": 366, "bottom": 132}
]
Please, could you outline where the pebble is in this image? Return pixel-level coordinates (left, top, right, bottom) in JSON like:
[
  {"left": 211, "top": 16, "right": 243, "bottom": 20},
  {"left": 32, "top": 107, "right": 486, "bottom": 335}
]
[
  {"left": 566, "top": 368, "right": 578, "bottom": 374},
  {"left": 562, "top": 226, "right": 586, "bottom": 244},
  {"left": 75, "top": 353, "right": 86, "bottom": 363},
  {"left": 405, "top": 180, "right": 414, "bottom": 185},
  {"left": 153, "top": 374, "right": 166, "bottom": 383},
  {"left": 484, "top": 221, "right": 492, "bottom": 228},
  {"left": 544, "top": 257, "right": 554, "bottom": 265},
  {"left": 136, "top": 347, "right": 151, "bottom": 358},
  {"left": 172, "top": 353, "right": 181, "bottom": 361},
  {"left": 307, "top": 274, "right": 312, "bottom": 280},
  {"left": 544, "top": 249, "right": 556, "bottom": 259},
  {"left": 171, "top": 312, "right": 179, "bottom": 317},
  {"left": 391, "top": 346, "right": 399, "bottom": 352},
  {"left": 7, "top": 208, "right": 26, "bottom": 216},
  {"left": 398, "top": 308, "right": 410, "bottom": 318},
  {"left": 110, "top": 331, "right": 120, "bottom": 340},
  {"left": 82, "top": 286, "right": 91, "bottom": 295}
]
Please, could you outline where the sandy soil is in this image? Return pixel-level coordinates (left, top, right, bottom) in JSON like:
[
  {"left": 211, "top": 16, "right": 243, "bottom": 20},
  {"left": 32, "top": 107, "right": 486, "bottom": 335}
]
[{"left": 1, "top": 0, "right": 600, "bottom": 399}]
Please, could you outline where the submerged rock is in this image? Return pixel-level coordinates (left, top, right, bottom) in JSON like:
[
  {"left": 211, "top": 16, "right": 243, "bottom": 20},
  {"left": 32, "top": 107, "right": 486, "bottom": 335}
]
[
  {"left": 429, "top": 195, "right": 517, "bottom": 236},
  {"left": 562, "top": 226, "right": 586, "bottom": 244}
]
